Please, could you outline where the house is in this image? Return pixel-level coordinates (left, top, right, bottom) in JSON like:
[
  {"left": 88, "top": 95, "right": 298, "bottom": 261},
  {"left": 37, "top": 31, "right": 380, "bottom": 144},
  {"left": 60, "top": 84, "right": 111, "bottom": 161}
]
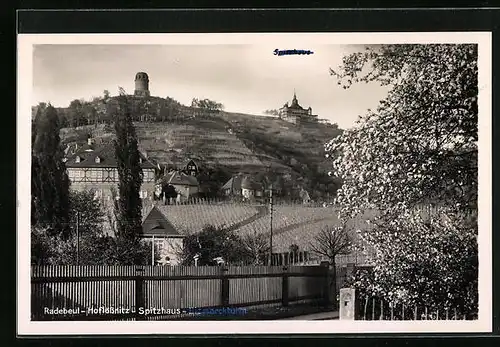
[
  {"left": 182, "top": 159, "right": 199, "bottom": 177},
  {"left": 140, "top": 203, "right": 260, "bottom": 265},
  {"left": 140, "top": 206, "right": 185, "bottom": 265},
  {"left": 222, "top": 174, "right": 264, "bottom": 200},
  {"left": 278, "top": 91, "right": 318, "bottom": 125},
  {"left": 161, "top": 170, "right": 200, "bottom": 202},
  {"left": 65, "top": 137, "right": 157, "bottom": 204}
]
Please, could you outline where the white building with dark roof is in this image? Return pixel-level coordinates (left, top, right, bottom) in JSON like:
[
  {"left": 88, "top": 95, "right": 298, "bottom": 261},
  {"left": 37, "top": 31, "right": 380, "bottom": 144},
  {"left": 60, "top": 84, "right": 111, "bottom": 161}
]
[
  {"left": 65, "top": 137, "right": 157, "bottom": 203},
  {"left": 222, "top": 174, "right": 264, "bottom": 200},
  {"left": 160, "top": 170, "right": 200, "bottom": 202}
]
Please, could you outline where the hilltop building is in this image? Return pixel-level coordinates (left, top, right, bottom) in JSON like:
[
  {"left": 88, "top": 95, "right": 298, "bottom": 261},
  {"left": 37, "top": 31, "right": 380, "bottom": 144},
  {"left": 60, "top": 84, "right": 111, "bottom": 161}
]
[
  {"left": 134, "top": 72, "right": 150, "bottom": 97},
  {"left": 65, "top": 137, "right": 157, "bottom": 204},
  {"left": 278, "top": 91, "right": 318, "bottom": 125}
]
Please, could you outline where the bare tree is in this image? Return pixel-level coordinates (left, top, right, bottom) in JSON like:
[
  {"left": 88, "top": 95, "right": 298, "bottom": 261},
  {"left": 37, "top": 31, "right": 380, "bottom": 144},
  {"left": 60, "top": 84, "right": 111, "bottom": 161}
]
[
  {"left": 241, "top": 232, "right": 270, "bottom": 265},
  {"left": 309, "top": 224, "right": 353, "bottom": 307}
]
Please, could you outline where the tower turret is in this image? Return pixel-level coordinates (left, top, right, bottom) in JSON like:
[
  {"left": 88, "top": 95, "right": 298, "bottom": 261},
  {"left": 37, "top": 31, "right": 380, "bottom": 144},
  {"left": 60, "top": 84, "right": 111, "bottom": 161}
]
[{"left": 134, "top": 72, "right": 150, "bottom": 97}]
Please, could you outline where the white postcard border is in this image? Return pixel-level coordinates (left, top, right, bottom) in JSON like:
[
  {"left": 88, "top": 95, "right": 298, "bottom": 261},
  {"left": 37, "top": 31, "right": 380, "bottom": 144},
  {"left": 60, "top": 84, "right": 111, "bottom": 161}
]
[{"left": 17, "top": 32, "right": 492, "bottom": 335}]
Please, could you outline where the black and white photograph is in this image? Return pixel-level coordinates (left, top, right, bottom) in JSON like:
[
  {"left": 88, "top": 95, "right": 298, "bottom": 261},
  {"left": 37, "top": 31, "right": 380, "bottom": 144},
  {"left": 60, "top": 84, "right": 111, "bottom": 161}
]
[{"left": 17, "top": 32, "right": 491, "bottom": 335}]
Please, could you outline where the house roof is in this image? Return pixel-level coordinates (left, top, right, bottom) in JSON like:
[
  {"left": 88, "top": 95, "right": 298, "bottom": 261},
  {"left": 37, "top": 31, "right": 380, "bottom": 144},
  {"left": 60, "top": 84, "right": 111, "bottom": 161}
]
[
  {"left": 65, "top": 142, "right": 156, "bottom": 169},
  {"left": 164, "top": 171, "right": 199, "bottom": 186},
  {"left": 184, "top": 159, "right": 199, "bottom": 169},
  {"left": 141, "top": 206, "right": 184, "bottom": 238},
  {"left": 222, "top": 175, "right": 263, "bottom": 192}
]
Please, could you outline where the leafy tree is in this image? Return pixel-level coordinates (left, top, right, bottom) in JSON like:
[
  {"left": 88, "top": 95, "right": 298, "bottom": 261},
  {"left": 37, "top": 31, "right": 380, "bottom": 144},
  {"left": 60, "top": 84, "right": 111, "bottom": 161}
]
[
  {"left": 31, "top": 225, "right": 62, "bottom": 265},
  {"left": 31, "top": 104, "right": 70, "bottom": 237},
  {"left": 180, "top": 225, "right": 251, "bottom": 266},
  {"left": 196, "top": 167, "right": 232, "bottom": 199},
  {"left": 263, "top": 109, "right": 279, "bottom": 116},
  {"left": 113, "top": 88, "right": 144, "bottom": 241},
  {"left": 68, "top": 99, "right": 86, "bottom": 127},
  {"left": 327, "top": 44, "right": 477, "bottom": 217},
  {"left": 327, "top": 44, "right": 478, "bottom": 314},
  {"left": 191, "top": 98, "right": 224, "bottom": 114},
  {"left": 94, "top": 236, "right": 154, "bottom": 265},
  {"left": 62, "top": 190, "right": 107, "bottom": 264},
  {"left": 161, "top": 184, "right": 178, "bottom": 203},
  {"left": 356, "top": 206, "right": 478, "bottom": 317}
]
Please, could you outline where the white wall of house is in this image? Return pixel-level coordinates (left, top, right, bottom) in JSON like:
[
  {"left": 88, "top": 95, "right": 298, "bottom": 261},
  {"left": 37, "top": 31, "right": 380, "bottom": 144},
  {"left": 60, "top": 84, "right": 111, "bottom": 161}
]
[
  {"left": 241, "top": 188, "right": 254, "bottom": 199},
  {"left": 172, "top": 184, "right": 199, "bottom": 199},
  {"left": 149, "top": 237, "right": 184, "bottom": 265}
]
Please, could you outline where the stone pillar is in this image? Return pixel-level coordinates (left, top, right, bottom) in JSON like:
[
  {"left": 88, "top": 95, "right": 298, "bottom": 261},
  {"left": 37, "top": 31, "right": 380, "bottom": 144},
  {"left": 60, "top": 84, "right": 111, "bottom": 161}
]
[{"left": 339, "top": 288, "right": 358, "bottom": 320}]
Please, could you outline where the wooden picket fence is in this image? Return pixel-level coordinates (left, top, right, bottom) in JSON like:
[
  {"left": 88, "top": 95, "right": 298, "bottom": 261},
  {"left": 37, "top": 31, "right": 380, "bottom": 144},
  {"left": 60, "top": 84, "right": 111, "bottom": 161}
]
[{"left": 31, "top": 264, "right": 333, "bottom": 321}]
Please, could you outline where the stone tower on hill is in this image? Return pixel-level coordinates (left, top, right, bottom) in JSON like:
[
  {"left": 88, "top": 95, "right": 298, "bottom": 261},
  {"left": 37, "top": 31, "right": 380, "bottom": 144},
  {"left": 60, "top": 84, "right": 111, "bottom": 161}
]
[{"left": 134, "top": 72, "right": 150, "bottom": 97}]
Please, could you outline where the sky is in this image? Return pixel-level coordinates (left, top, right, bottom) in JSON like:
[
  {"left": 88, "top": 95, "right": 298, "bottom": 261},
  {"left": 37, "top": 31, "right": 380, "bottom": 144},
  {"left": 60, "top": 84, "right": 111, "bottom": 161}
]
[{"left": 32, "top": 44, "right": 389, "bottom": 129}]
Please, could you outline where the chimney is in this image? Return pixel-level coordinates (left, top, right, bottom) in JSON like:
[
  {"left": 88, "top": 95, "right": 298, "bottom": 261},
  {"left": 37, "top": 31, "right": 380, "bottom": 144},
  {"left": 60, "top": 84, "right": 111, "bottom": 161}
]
[{"left": 87, "top": 137, "right": 92, "bottom": 146}]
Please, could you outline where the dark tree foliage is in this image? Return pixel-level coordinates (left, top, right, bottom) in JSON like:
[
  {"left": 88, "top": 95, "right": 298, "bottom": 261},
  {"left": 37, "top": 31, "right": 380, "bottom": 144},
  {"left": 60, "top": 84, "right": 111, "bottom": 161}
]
[
  {"left": 113, "top": 89, "right": 144, "bottom": 240},
  {"left": 191, "top": 98, "right": 224, "bottom": 112},
  {"left": 180, "top": 225, "right": 252, "bottom": 266},
  {"left": 31, "top": 104, "right": 70, "bottom": 238},
  {"left": 31, "top": 189, "right": 154, "bottom": 265},
  {"left": 161, "top": 184, "right": 178, "bottom": 203},
  {"left": 196, "top": 167, "right": 232, "bottom": 199},
  {"left": 263, "top": 109, "right": 279, "bottom": 116}
]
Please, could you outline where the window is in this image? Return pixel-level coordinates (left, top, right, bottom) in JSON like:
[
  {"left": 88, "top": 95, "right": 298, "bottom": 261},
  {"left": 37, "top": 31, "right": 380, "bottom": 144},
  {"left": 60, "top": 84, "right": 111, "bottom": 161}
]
[
  {"left": 75, "top": 156, "right": 81, "bottom": 163},
  {"left": 140, "top": 191, "right": 148, "bottom": 199},
  {"left": 95, "top": 156, "right": 101, "bottom": 163},
  {"left": 155, "top": 239, "right": 165, "bottom": 253},
  {"left": 90, "top": 169, "right": 98, "bottom": 181}
]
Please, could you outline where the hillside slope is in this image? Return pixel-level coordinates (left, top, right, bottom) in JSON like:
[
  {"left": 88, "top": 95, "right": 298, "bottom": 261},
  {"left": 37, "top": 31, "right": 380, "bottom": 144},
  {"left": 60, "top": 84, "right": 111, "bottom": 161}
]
[
  {"left": 59, "top": 111, "right": 340, "bottom": 174},
  {"left": 50, "top": 93, "right": 342, "bottom": 199}
]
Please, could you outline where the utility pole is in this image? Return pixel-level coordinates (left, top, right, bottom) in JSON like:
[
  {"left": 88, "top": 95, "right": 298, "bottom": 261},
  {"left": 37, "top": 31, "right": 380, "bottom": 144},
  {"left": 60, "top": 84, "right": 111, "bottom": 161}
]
[
  {"left": 268, "top": 183, "right": 273, "bottom": 266},
  {"left": 76, "top": 212, "right": 80, "bottom": 266},
  {"left": 152, "top": 235, "right": 155, "bottom": 266}
]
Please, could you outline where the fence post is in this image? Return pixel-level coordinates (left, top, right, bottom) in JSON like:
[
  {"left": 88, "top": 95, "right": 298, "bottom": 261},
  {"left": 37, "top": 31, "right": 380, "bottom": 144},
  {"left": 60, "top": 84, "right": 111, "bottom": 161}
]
[
  {"left": 281, "top": 266, "right": 289, "bottom": 307},
  {"left": 339, "top": 288, "right": 358, "bottom": 320},
  {"left": 220, "top": 266, "right": 230, "bottom": 307},
  {"left": 135, "top": 266, "right": 145, "bottom": 321}
]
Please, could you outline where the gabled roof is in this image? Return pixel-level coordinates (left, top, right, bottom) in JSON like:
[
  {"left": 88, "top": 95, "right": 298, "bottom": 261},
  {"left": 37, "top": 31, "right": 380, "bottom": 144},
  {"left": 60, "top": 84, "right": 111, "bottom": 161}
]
[
  {"left": 141, "top": 206, "right": 183, "bottom": 238},
  {"left": 184, "top": 159, "right": 199, "bottom": 168},
  {"left": 65, "top": 142, "right": 156, "bottom": 169},
  {"left": 222, "top": 175, "right": 263, "bottom": 192},
  {"left": 164, "top": 170, "right": 199, "bottom": 186}
]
